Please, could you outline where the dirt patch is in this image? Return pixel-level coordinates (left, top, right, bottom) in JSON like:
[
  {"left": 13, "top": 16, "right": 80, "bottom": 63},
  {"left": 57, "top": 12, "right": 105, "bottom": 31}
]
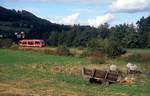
[
  {"left": 0, "top": 83, "right": 54, "bottom": 96},
  {"left": 0, "top": 92, "right": 33, "bottom": 96},
  {"left": 49, "top": 64, "right": 83, "bottom": 75},
  {"left": 61, "top": 92, "right": 79, "bottom": 96}
]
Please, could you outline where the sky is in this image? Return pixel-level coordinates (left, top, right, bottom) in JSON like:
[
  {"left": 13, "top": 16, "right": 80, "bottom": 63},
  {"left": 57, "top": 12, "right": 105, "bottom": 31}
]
[{"left": 0, "top": 0, "right": 150, "bottom": 27}]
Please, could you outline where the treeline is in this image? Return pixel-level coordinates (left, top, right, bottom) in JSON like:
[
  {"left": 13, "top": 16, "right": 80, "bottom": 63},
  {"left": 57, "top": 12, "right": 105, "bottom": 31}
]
[
  {"left": 0, "top": 6, "right": 150, "bottom": 48},
  {"left": 47, "top": 16, "right": 150, "bottom": 48}
]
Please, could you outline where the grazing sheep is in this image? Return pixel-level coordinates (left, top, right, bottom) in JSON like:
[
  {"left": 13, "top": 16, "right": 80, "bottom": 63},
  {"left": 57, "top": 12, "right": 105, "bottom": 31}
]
[
  {"left": 110, "top": 64, "right": 117, "bottom": 71},
  {"left": 126, "top": 63, "right": 140, "bottom": 74},
  {"left": 129, "top": 64, "right": 137, "bottom": 71},
  {"left": 126, "top": 62, "right": 133, "bottom": 68}
]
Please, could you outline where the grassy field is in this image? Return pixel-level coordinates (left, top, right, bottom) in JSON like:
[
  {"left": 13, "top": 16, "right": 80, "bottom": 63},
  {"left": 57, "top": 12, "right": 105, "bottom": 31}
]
[{"left": 0, "top": 49, "right": 150, "bottom": 96}]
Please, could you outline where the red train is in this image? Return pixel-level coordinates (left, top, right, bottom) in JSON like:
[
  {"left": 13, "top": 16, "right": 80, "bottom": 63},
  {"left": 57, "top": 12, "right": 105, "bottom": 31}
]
[{"left": 19, "top": 39, "right": 45, "bottom": 47}]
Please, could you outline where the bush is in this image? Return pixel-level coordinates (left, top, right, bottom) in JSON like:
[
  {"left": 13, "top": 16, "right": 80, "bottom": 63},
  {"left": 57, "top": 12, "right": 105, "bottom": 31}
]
[
  {"left": 56, "top": 46, "right": 72, "bottom": 56},
  {"left": 88, "top": 38, "right": 126, "bottom": 58},
  {"left": 88, "top": 39, "right": 105, "bottom": 51},
  {"left": 104, "top": 39, "right": 126, "bottom": 57},
  {"left": 0, "top": 39, "right": 13, "bottom": 48},
  {"left": 80, "top": 48, "right": 92, "bottom": 57}
]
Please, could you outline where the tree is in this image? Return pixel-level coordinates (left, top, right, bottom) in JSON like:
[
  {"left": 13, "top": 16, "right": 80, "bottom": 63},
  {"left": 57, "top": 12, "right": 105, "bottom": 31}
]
[
  {"left": 64, "top": 25, "right": 80, "bottom": 46},
  {"left": 121, "top": 24, "right": 140, "bottom": 48},
  {"left": 47, "top": 32, "right": 58, "bottom": 46},
  {"left": 97, "top": 23, "right": 110, "bottom": 39},
  {"left": 137, "top": 16, "right": 150, "bottom": 48}
]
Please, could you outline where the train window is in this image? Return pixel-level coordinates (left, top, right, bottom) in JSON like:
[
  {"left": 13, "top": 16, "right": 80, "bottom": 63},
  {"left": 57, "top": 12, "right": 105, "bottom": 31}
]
[
  {"left": 19, "top": 41, "right": 22, "bottom": 44},
  {"left": 19, "top": 40, "right": 45, "bottom": 47},
  {"left": 28, "top": 41, "right": 34, "bottom": 45},
  {"left": 35, "top": 41, "right": 40, "bottom": 44},
  {"left": 23, "top": 42, "right": 27, "bottom": 44}
]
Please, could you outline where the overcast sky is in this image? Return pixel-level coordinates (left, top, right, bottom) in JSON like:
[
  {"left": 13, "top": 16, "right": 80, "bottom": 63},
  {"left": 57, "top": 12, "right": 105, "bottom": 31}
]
[{"left": 1, "top": 0, "right": 150, "bottom": 27}]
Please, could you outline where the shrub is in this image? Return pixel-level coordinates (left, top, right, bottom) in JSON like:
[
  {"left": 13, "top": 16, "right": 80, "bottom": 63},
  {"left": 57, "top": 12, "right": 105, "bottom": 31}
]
[
  {"left": 80, "top": 48, "right": 92, "bottom": 57},
  {"left": 104, "top": 39, "right": 126, "bottom": 58},
  {"left": 88, "top": 38, "right": 105, "bottom": 51},
  {"left": 0, "top": 38, "right": 13, "bottom": 48},
  {"left": 56, "top": 46, "right": 72, "bottom": 56},
  {"left": 88, "top": 38, "right": 126, "bottom": 58}
]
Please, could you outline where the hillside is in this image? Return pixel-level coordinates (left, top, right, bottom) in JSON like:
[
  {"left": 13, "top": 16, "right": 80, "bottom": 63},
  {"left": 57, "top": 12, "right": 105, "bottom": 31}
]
[
  {"left": 0, "top": 6, "right": 93, "bottom": 41},
  {"left": 0, "top": 6, "right": 72, "bottom": 39}
]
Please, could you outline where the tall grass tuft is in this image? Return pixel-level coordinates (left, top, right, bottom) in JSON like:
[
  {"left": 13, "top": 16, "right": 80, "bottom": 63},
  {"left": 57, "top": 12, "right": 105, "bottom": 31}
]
[
  {"left": 56, "top": 46, "right": 72, "bottom": 56},
  {"left": 80, "top": 49, "right": 106, "bottom": 64}
]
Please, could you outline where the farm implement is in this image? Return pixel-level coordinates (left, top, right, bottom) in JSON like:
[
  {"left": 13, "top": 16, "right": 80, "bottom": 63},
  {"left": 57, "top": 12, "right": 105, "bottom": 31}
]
[{"left": 82, "top": 67, "right": 121, "bottom": 85}]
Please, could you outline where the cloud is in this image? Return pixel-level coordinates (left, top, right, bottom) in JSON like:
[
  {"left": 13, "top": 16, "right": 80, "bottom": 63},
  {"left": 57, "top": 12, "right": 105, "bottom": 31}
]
[
  {"left": 110, "top": 0, "right": 150, "bottom": 13},
  {"left": 51, "top": 13, "right": 114, "bottom": 27},
  {"left": 87, "top": 13, "right": 114, "bottom": 27},
  {"left": 52, "top": 13, "right": 80, "bottom": 25}
]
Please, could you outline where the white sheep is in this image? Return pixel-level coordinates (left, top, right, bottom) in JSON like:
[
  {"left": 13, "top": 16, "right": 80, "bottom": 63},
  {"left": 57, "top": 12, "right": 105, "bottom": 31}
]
[
  {"left": 126, "top": 63, "right": 139, "bottom": 74},
  {"left": 129, "top": 64, "right": 138, "bottom": 71},
  {"left": 126, "top": 62, "right": 133, "bottom": 68},
  {"left": 110, "top": 64, "right": 117, "bottom": 71}
]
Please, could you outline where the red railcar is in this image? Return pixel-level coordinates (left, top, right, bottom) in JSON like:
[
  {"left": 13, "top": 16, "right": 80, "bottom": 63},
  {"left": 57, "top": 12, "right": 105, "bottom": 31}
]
[{"left": 19, "top": 39, "right": 45, "bottom": 47}]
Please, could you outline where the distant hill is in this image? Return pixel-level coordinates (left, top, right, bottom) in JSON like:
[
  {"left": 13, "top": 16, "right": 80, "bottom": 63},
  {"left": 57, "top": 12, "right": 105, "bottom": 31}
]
[{"left": 0, "top": 6, "right": 72, "bottom": 39}]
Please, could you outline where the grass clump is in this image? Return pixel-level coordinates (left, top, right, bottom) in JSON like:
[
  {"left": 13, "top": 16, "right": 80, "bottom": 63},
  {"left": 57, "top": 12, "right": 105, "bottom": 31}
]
[
  {"left": 80, "top": 48, "right": 106, "bottom": 64},
  {"left": 44, "top": 48, "right": 56, "bottom": 55},
  {"left": 89, "top": 51, "right": 106, "bottom": 64},
  {"left": 56, "top": 46, "right": 72, "bottom": 56}
]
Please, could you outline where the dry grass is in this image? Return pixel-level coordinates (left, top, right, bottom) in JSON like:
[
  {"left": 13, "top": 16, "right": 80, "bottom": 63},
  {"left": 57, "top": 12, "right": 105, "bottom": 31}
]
[
  {"left": 18, "top": 47, "right": 83, "bottom": 56},
  {"left": 120, "top": 52, "right": 150, "bottom": 63}
]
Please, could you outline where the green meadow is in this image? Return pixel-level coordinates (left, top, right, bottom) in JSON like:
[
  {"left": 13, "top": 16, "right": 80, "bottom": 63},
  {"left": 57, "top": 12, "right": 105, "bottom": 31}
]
[{"left": 0, "top": 49, "right": 150, "bottom": 96}]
